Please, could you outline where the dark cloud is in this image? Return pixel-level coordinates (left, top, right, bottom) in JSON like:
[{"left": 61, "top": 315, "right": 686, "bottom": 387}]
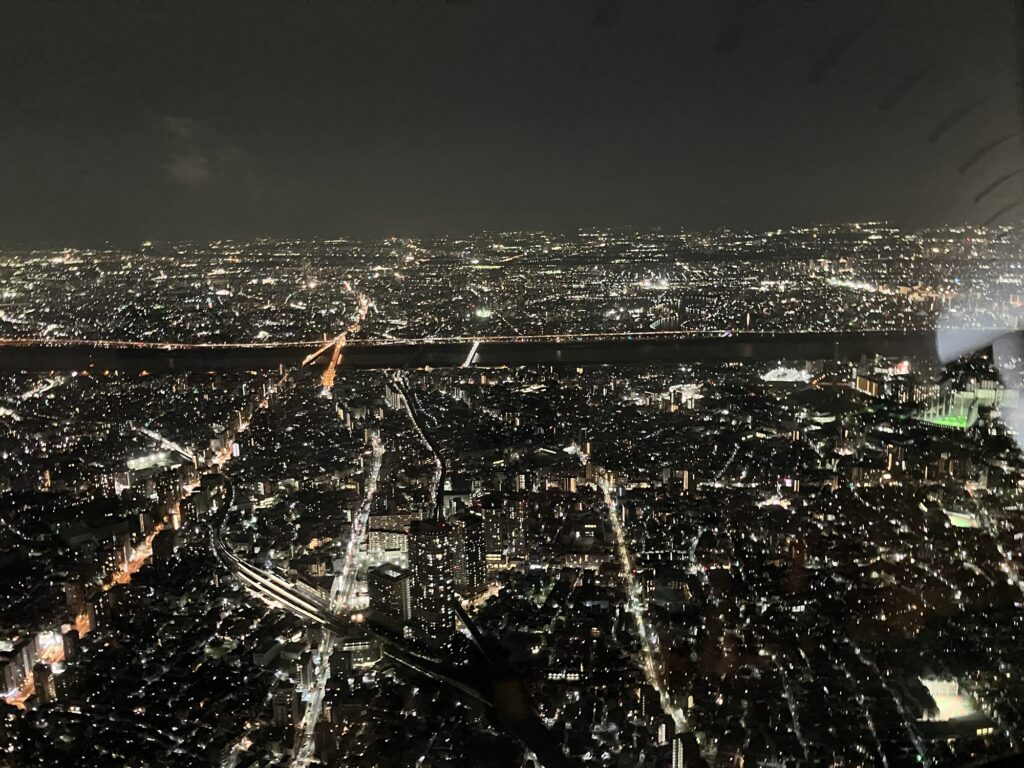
[
  {"left": 165, "top": 154, "right": 212, "bottom": 188},
  {"left": 164, "top": 116, "right": 199, "bottom": 143},
  {"left": 0, "top": 0, "right": 1022, "bottom": 244},
  {"left": 163, "top": 117, "right": 212, "bottom": 188},
  {"left": 160, "top": 116, "right": 255, "bottom": 191}
]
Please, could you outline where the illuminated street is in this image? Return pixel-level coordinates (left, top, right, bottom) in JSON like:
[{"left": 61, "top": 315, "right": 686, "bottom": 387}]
[{"left": 598, "top": 476, "right": 685, "bottom": 730}]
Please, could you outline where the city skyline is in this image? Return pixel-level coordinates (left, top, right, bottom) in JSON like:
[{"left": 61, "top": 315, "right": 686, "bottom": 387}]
[
  {"left": 2, "top": 228, "right": 1024, "bottom": 766},
  {"left": 4, "top": 1, "right": 1024, "bottom": 766}
]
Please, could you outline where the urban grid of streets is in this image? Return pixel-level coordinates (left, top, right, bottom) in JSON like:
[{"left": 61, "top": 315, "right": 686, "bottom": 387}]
[
  {"left": 6, "top": 228, "right": 1024, "bottom": 767},
  {"left": 220, "top": 361, "right": 688, "bottom": 764},
  {"left": 216, "top": 300, "right": 484, "bottom": 765}
]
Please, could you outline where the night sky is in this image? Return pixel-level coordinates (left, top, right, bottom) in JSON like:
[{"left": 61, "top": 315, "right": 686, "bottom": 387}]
[{"left": 3, "top": 0, "right": 1023, "bottom": 244}]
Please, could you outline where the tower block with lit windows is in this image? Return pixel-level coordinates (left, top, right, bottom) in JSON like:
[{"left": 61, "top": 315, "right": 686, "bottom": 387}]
[
  {"left": 450, "top": 511, "right": 486, "bottom": 597},
  {"left": 407, "top": 518, "right": 454, "bottom": 649}
]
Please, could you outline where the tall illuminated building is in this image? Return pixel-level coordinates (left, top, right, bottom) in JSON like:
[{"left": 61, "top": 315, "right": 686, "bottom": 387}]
[
  {"left": 479, "top": 494, "right": 528, "bottom": 563},
  {"left": 367, "top": 563, "right": 411, "bottom": 632},
  {"left": 450, "top": 511, "right": 485, "bottom": 596},
  {"left": 32, "top": 663, "right": 57, "bottom": 704},
  {"left": 407, "top": 519, "right": 453, "bottom": 648},
  {"left": 272, "top": 687, "right": 299, "bottom": 730},
  {"left": 64, "top": 579, "right": 86, "bottom": 616}
]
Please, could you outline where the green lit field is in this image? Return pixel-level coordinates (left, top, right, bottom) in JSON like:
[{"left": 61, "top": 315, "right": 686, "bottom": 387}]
[
  {"left": 946, "top": 512, "right": 980, "bottom": 529},
  {"left": 920, "top": 413, "right": 970, "bottom": 430}
]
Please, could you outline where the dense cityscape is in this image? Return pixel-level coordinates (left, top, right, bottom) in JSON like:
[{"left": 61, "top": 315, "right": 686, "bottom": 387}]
[
  {"left": 3, "top": 225, "right": 1024, "bottom": 347},
  {"left": 1, "top": 227, "right": 1023, "bottom": 767}
]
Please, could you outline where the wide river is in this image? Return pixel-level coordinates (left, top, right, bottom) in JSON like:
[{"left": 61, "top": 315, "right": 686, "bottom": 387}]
[{"left": 0, "top": 331, "right": 941, "bottom": 372}]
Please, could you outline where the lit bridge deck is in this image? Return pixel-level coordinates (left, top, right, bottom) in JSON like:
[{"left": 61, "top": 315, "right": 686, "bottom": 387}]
[{"left": 0, "top": 329, "right": 944, "bottom": 372}]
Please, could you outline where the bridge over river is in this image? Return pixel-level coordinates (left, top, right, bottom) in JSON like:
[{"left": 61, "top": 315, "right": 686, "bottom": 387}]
[{"left": 0, "top": 329, "right": 943, "bottom": 372}]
